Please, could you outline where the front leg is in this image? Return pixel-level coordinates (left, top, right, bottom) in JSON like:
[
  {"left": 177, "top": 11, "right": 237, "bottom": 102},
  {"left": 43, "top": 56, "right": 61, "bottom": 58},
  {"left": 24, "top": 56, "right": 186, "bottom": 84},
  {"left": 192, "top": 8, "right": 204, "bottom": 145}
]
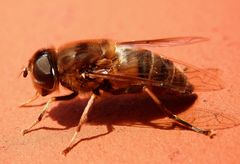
[
  {"left": 22, "top": 91, "right": 78, "bottom": 135},
  {"left": 19, "top": 92, "right": 40, "bottom": 107}
]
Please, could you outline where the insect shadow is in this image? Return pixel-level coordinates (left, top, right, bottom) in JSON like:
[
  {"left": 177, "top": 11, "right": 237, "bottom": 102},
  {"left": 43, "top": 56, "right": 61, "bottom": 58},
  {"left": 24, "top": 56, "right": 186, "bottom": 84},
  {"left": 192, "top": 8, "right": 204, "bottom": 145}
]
[
  {"left": 48, "top": 93, "right": 196, "bottom": 128},
  {"left": 27, "top": 93, "right": 240, "bottom": 153},
  {"left": 31, "top": 92, "right": 239, "bottom": 133},
  {"left": 26, "top": 93, "right": 197, "bottom": 132}
]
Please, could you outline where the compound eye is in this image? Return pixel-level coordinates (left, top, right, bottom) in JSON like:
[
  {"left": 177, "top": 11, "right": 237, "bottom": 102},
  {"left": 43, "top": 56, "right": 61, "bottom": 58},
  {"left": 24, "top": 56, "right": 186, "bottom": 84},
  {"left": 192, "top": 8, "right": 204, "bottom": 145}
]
[{"left": 32, "top": 50, "right": 56, "bottom": 91}]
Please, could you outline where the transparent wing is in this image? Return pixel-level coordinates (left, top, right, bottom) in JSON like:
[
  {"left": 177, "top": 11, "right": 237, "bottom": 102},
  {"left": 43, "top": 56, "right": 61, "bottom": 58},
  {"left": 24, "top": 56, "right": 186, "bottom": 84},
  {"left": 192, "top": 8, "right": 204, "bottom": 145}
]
[
  {"left": 118, "top": 37, "right": 209, "bottom": 47},
  {"left": 87, "top": 65, "right": 223, "bottom": 93},
  {"left": 182, "top": 67, "right": 223, "bottom": 92},
  {"left": 166, "top": 59, "right": 224, "bottom": 92},
  {"left": 87, "top": 72, "right": 165, "bottom": 87}
]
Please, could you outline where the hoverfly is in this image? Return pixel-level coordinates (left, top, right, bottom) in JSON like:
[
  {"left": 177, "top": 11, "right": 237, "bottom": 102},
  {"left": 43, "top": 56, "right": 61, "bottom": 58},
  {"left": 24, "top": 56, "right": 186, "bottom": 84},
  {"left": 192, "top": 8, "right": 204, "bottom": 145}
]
[{"left": 20, "top": 37, "right": 222, "bottom": 155}]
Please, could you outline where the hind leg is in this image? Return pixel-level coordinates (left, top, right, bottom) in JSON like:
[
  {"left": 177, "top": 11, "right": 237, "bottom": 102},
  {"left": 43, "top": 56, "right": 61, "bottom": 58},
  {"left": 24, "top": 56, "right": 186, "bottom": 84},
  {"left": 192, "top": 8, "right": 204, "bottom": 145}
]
[{"left": 143, "top": 86, "right": 215, "bottom": 137}]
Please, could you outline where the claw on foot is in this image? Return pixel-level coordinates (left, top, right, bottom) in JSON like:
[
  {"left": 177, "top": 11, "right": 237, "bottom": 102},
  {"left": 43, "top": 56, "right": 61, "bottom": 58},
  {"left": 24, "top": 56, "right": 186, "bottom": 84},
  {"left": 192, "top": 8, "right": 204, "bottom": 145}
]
[
  {"left": 22, "top": 129, "right": 29, "bottom": 136},
  {"left": 61, "top": 147, "right": 71, "bottom": 156},
  {"left": 202, "top": 129, "right": 216, "bottom": 138},
  {"left": 207, "top": 130, "right": 216, "bottom": 138}
]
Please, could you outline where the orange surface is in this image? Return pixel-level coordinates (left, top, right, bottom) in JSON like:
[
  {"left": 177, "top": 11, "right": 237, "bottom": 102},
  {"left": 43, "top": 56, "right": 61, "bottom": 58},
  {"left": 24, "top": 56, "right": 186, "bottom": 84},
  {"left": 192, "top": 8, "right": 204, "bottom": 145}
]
[{"left": 1, "top": 0, "right": 240, "bottom": 163}]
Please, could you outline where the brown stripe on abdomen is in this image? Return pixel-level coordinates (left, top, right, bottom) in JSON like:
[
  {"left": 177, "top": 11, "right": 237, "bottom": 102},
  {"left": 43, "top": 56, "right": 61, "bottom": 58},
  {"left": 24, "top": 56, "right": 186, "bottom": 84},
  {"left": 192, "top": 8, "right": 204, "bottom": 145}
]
[
  {"left": 137, "top": 50, "right": 152, "bottom": 78},
  {"left": 149, "top": 54, "right": 193, "bottom": 93},
  {"left": 149, "top": 55, "right": 174, "bottom": 81}
]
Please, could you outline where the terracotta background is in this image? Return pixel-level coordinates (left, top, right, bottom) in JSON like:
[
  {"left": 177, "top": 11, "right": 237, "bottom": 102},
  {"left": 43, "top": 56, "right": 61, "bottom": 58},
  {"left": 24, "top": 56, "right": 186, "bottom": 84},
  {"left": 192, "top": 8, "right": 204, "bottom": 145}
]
[{"left": 1, "top": 0, "right": 240, "bottom": 163}]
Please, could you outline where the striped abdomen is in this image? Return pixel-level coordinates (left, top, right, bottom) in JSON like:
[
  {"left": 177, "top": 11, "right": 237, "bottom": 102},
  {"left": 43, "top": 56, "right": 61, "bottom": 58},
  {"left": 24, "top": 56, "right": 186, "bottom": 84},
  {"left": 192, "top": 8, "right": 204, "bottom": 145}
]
[{"left": 114, "top": 46, "right": 194, "bottom": 93}]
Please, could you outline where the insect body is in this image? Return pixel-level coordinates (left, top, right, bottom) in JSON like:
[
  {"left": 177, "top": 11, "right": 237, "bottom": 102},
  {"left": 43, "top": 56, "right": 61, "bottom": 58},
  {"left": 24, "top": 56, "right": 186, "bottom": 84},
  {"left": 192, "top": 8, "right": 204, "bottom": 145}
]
[
  {"left": 21, "top": 37, "right": 222, "bottom": 155},
  {"left": 54, "top": 40, "right": 193, "bottom": 96}
]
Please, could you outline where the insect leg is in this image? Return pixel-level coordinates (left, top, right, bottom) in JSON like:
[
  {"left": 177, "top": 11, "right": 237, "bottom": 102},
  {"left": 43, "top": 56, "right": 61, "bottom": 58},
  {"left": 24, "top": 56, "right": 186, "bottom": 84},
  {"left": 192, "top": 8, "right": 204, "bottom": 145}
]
[
  {"left": 62, "top": 93, "right": 97, "bottom": 155},
  {"left": 19, "top": 92, "right": 40, "bottom": 107},
  {"left": 143, "top": 87, "right": 215, "bottom": 137},
  {"left": 22, "top": 92, "right": 78, "bottom": 135}
]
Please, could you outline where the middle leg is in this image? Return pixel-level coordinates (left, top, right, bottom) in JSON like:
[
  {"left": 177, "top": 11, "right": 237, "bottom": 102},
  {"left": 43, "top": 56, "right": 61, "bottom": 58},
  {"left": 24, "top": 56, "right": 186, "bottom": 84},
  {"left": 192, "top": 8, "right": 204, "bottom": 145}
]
[{"left": 62, "top": 93, "right": 97, "bottom": 155}]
